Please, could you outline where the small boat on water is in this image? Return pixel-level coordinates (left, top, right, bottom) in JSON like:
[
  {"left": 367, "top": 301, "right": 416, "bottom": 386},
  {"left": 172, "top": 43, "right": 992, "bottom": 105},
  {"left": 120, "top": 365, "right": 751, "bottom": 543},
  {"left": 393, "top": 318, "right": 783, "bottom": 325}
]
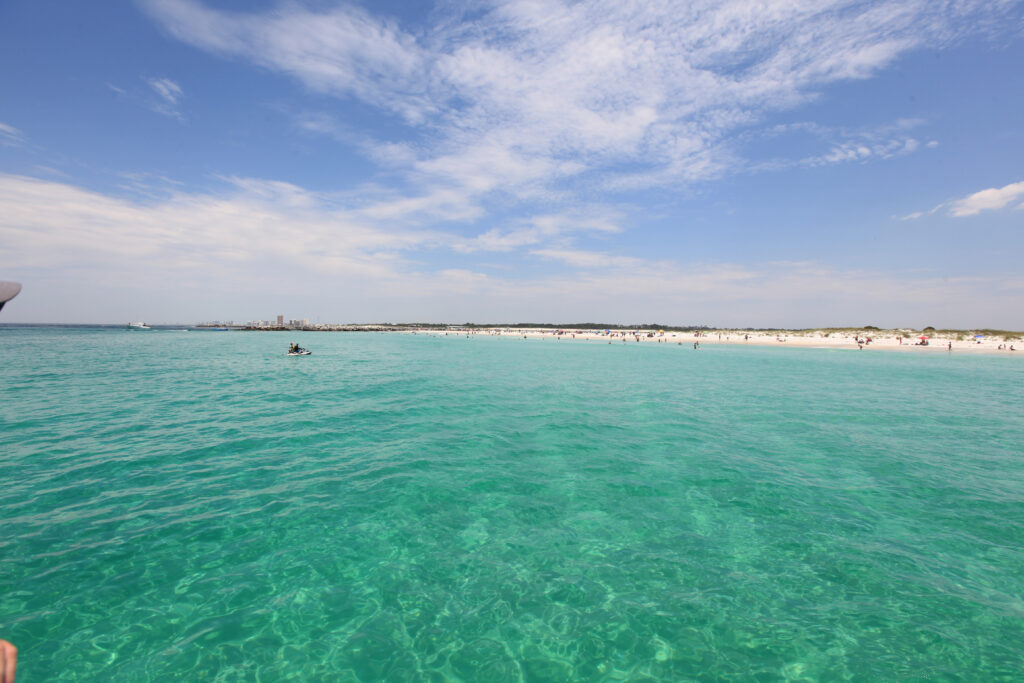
[
  {"left": 287, "top": 344, "right": 311, "bottom": 356},
  {"left": 127, "top": 322, "right": 151, "bottom": 329}
]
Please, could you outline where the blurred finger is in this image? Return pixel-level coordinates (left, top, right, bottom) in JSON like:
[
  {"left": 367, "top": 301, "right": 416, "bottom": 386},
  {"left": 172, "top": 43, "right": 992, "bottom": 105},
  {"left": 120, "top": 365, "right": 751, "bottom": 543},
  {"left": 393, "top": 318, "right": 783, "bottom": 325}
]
[{"left": 0, "top": 640, "right": 16, "bottom": 683}]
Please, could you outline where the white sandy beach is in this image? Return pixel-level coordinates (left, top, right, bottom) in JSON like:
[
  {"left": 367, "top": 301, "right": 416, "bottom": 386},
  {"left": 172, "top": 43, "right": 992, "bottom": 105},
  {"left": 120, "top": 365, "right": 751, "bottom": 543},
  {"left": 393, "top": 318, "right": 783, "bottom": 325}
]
[{"left": 416, "top": 327, "right": 1022, "bottom": 356}]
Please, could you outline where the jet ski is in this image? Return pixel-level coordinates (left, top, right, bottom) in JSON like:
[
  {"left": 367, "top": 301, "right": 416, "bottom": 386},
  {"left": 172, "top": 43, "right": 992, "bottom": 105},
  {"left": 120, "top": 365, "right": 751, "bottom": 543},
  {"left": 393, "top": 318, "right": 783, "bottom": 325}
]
[{"left": 287, "top": 347, "right": 311, "bottom": 356}]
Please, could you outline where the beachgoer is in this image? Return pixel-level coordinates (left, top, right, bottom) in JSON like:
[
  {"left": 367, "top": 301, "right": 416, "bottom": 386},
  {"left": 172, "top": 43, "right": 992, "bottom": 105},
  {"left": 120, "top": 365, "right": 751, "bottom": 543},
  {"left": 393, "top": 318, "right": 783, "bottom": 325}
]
[{"left": 948, "top": 342, "right": 952, "bottom": 351}]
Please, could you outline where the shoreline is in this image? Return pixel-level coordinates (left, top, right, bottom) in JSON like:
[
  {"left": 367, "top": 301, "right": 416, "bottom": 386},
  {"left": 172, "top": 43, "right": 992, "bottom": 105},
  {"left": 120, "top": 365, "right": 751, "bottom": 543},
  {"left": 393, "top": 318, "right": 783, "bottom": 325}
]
[
  {"left": 5, "top": 323, "right": 1019, "bottom": 356},
  {"left": 412, "top": 327, "right": 1022, "bottom": 356}
]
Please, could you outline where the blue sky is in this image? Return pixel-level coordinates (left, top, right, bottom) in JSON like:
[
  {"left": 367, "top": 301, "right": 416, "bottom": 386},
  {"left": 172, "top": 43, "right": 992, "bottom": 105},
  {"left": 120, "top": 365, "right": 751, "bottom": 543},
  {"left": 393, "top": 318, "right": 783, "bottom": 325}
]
[{"left": 1, "top": 0, "right": 1022, "bottom": 327}]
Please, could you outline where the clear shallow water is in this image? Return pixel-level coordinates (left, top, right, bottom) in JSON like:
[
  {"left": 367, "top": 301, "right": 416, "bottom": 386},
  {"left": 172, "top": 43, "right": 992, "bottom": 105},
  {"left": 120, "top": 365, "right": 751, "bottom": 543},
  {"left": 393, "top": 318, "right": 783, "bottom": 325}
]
[{"left": 2, "top": 327, "right": 1023, "bottom": 681}]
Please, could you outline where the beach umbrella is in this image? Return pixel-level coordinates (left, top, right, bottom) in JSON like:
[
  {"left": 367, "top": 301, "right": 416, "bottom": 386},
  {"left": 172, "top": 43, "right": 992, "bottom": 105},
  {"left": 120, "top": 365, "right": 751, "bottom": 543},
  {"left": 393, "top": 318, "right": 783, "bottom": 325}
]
[
  {"left": 974, "top": 335, "right": 984, "bottom": 338},
  {"left": 918, "top": 335, "right": 929, "bottom": 340}
]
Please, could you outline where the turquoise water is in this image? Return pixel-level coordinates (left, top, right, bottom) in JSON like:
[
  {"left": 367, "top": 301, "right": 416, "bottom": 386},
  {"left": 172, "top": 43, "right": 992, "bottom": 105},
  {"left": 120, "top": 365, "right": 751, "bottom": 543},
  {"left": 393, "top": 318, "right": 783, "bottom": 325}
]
[{"left": 2, "top": 327, "right": 1023, "bottom": 681}]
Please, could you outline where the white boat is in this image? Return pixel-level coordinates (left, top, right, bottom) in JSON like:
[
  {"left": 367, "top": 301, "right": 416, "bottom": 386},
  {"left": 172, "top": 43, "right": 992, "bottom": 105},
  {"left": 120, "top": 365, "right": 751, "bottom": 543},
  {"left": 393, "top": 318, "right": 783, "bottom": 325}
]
[
  {"left": 287, "top": 348, "right": 311, "bottom": 356},
  {"left": 127, "top": 322, "right": 151, "bottom": 329}
]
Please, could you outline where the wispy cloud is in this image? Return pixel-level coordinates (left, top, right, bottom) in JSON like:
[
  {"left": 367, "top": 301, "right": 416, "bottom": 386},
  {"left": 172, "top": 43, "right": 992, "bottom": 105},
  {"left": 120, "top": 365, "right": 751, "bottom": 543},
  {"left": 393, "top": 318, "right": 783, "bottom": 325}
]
[
  {"left": 146, "top": 77, "right": 184, "bottom": 118},
  {"left": 0, "top": 121, "right": 25, "bottom": 147},
  {"left": 747, "top": 118, "right": 931, "bottom": 172},
  {"left": 531, "top": 248, "right": 643, "bottom": 269},
  {"left": 0, "top": 173, "right": 431, "bottom": 278},
  {"left": 140, "top": 0, "right": 1016, "bottom": 203},
  {"left": 902, "top": 180, "right": 1024, "bottom": 219},
  {"left": 32, "top": 165, "right": 69, "bottom": 178},
  {"left": 454, "top": 212, "right": 622, "bottom": 253},
  {"left": 949, "top": 181, "right": 1024, "bottom": 217}
]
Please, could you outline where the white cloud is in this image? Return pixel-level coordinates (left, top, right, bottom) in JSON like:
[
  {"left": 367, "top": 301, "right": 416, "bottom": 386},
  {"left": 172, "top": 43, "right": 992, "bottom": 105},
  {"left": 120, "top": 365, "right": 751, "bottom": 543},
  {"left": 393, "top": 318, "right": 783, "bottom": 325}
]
[
  {"left": 146, "top": 77, "right": 184, "bottom": 118},
  {"left": 813, "top": 137, "right": 915, "bottom": 165},
  {"left": 903, "top": 180, "right": 1024, "bottom": 219},
  {"left": 356, "top": 187, "right": 483, "bottom": 223},
  {"left": 142, "top": 0, "right": 429, "bottom": 119},
  {"left": 140, "top": 0, "right": 1016, "bottom": 200},
  {"left": 949, "top": 181, "right": 1024, "bottom": 217},
  {"left": 0, "top": 121, "right": 25, "bottom": 146},
  {"left": 0, "top": 173, "right": 431, "bottom": 279},
  {"left": 2, "top": 173, "right": 1021, "bottom": 326},
  {"left": 453, "top": 211, "right": 622, "bottom": 253},
  {"left": 531, "top": 248, "right": 643, "bottom": 269},
  {"left": 748, "top": 118, "right": 929, "bottom": 172}
]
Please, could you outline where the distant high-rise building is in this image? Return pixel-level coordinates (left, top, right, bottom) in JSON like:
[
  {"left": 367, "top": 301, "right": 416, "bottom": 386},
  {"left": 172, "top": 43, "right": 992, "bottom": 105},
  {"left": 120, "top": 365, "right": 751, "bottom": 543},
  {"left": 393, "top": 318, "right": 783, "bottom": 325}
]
[{"left": 277, "top": 314, "right": 284, "bottom": 326}]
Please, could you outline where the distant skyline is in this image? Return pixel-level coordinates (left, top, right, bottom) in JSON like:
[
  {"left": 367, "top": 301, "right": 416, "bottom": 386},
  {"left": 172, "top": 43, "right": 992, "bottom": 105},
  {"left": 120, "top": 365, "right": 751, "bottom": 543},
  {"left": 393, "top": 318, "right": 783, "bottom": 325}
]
[{"left": 1, "top": 0, "right": 1023, "bottom": 327}]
